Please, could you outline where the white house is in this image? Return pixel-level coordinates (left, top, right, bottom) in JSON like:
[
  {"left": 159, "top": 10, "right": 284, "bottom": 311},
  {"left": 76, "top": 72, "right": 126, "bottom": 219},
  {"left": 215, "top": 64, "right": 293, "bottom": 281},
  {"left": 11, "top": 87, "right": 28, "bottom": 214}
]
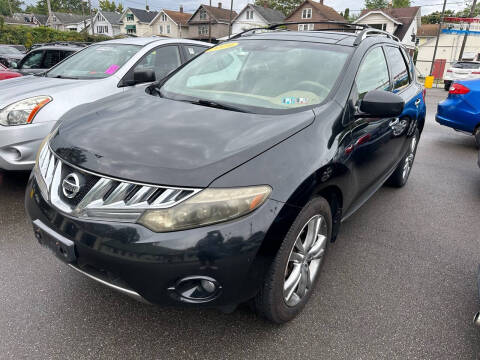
[
  {"left": 90, "top": 10, "right": 122, "bottom": 37},
  {"left": 231, "top": 4, "right": 285, "bottom": 35},
  {"left": 149, "top": 6, "right": 192, "bottom": 38},
  {"left": 47, "top": 12, "right": 90, "bottom": 32},
  {"left": 354, "top": 6, "right": 421, "bottom": 53},
  {"left": 119, "top": 7, "right": 158, "bottom": 36}
]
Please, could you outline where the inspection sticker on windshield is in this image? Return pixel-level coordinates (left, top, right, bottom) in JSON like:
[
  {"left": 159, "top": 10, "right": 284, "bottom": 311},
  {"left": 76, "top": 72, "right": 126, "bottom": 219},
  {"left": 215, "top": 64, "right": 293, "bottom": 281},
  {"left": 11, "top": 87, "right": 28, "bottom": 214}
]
[
  {"left": 206, "top": 42, "right": 238, "bottom": 53},
  {"left": 282, "top": 97, "right": 309, "bottom": 105},
  {"left": 105, "top": 64, "right": 120, "bottom": 75}
]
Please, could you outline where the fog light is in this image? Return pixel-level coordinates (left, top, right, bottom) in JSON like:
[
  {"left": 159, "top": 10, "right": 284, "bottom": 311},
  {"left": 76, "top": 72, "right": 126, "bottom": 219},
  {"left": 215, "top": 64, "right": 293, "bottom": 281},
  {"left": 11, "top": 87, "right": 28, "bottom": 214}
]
[{"left": 169, "top": 276, "right": 222, "bottom": 303}]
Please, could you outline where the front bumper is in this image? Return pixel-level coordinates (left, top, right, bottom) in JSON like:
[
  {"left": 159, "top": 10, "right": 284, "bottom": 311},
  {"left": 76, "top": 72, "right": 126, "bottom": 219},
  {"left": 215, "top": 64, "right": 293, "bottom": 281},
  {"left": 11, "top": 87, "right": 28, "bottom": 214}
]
[
  {"left": 0, "top": 121, "right": 55, "bottom": 170},
  {"left": 25, "top": 175, "right": 284, "bottom": 307}
]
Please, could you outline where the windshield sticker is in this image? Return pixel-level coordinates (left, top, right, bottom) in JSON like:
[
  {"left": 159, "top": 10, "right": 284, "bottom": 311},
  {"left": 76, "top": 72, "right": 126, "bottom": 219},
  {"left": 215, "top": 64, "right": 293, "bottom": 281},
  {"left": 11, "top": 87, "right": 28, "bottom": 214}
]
[
  {"left": 188, "top": 47, "right": 195, "bottom": 55},
  {"left": 206, "top": 42, "right": 239, "bottom": 53},
  {"left": 282, "top": 97, "right": 309, "bottom": 105},
  {"left": 105, "top": 64, "right": 120, "bottom": 75}
]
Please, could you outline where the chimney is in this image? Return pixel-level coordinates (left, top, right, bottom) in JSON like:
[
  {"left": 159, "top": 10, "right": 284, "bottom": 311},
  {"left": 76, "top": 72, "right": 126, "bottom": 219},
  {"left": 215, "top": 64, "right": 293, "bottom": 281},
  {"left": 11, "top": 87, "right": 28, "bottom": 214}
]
[
  {"left": 218, "top": 2, "right": 222, "bottom": 8},
  {"left": 319, "top": 0, "right": 324, "bottom": 4},
  {"left": 179, "top": 5, "right": 183, "bottom": 13},
  {"left": 146, "top": 4, "right": 150, "bottom": 11}
]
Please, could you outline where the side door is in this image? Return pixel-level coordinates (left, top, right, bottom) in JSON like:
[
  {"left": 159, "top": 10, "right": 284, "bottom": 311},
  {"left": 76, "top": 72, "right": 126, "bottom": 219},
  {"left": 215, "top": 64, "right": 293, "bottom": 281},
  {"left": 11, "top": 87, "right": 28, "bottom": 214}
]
[
  {"left": 383, "top": 45, "right": 418, "bottom": 159},
  {"left": 122, "top": 45, "right": 182, "bottom": 87},
  {"left": 346, "top": 46, "right": 400, "bottom": 196},
  {"left": 17, "top": 49, "right": 45, "bottom": 75}
]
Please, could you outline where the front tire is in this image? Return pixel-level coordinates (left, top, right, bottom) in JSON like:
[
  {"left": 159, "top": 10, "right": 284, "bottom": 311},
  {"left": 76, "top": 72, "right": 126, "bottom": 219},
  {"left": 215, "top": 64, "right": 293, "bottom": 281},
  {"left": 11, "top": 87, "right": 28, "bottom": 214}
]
[
  {"left": 474, "top": 126, "right": 480, "bottom": 148},
  {"left": 386, "top": 129, "right": 419, "bottom": 188},
  {"left": 253, "top": 197, "right": 332, "bottom": 323}
]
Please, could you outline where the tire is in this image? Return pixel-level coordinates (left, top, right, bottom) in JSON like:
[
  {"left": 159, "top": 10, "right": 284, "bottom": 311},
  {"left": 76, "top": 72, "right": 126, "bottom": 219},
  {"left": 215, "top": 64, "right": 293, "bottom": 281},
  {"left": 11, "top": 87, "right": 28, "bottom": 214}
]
[
  {"left": 386, "top": 128, "right": 419, "bottom": 188},
  {"left": 474, "top": 126, "right": 480, "bottom": 149},
  {"left": 253, "top": 196, "right": 332, "bottom": 323},
  {"left": 444, "top": 81, "right": 451, "bottom": 91}
]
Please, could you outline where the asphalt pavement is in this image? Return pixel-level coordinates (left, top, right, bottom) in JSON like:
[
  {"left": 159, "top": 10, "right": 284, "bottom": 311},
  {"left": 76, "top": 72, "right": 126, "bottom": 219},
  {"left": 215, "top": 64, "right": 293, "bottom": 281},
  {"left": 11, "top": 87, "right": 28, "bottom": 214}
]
[{"left": 1, "top": 88, "right": 479, "bottom": 359}]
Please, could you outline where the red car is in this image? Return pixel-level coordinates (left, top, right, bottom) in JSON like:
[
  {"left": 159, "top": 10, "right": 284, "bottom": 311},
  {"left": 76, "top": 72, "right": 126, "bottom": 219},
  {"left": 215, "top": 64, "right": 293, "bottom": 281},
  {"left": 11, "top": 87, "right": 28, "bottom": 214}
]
[{"left": 0, "top": 63, "right": 21, "bottom": 80}]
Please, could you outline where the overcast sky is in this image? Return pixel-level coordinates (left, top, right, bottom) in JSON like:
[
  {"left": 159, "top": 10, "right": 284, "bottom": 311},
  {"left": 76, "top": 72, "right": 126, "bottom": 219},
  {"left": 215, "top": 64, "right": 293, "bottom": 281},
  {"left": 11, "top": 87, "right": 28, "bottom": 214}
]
[{"left": 22, "top": 0, "right": 468, "bottom": 16}]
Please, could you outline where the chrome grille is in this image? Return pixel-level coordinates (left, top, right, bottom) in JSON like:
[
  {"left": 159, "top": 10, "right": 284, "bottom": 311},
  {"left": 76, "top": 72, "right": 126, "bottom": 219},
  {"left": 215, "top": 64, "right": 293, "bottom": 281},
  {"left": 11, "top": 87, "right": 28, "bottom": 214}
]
[{"left": 34, "top": 146, "right": 202, "bottom": 222}]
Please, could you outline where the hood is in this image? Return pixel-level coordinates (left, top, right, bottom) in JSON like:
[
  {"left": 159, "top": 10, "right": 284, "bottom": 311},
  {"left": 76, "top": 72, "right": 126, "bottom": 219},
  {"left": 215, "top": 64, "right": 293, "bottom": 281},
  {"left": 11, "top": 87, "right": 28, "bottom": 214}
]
[
  {"left": 0, "top": 76, "right": 93, "bottom": 108},
  {"left": 0, "top": 53, "right": 23, "bottom": 60},
  {"left": 50, "top": 89, "right": 315, "bottom": 188}
]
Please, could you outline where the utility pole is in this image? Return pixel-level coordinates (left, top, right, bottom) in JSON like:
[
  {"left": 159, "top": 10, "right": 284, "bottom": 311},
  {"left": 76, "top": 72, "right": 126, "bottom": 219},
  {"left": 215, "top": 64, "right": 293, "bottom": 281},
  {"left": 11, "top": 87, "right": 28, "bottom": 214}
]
[
  {"left": 46, "top": 0, "right": 53, "bottom": 26},
  {"left": 6, "top": 0, "right": 13, "bottom": 16},
  {"left": 81, "top": 1, "right": 87, "bottom": 37},
  {"left": 88, "top": 0, "right": 94, "bottom": 35},
  {"left": 228, "top": 0, "right": 233, "bottom": 38},
  {"left": 209, "top": 0, "right": 212, "bottom": 43},
  {"left": 430, "top": 0, "right": 447, "bottom": 75},
  {"left": 458, "top": 0, "right": 478, "bottom": 60}
]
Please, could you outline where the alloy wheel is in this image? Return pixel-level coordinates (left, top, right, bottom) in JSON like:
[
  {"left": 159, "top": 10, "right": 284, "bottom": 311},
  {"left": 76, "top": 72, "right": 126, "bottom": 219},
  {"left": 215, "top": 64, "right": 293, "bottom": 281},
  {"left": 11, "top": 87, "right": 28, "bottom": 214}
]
[
  {"left": 402, "top": 134, "right": 418, "bottom": 180},
  {"left": 283, "top": 214, "right": 328, "bottom": 307}
]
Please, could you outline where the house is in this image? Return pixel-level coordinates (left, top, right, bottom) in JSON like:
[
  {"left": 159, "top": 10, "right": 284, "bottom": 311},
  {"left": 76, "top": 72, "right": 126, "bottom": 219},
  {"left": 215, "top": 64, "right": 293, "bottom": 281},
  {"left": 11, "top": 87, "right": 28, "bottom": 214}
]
[
  {"left": 284, "top": 0, "right": 346, "bottom": 32},
  {"left": 150, "top": 6, "right": 192, "bottom": 38},
  {"left": 47, "top": 12, "right": 90, "bottom": 32},
  {"left": 354, "top": 6, "right": 421, "bottom": 52},
  {"left": 417, "top": 23, "right": 440, "bottom": 46},
  {"left": 3, "top": 12, "right": 47, "bottom": 27},
  {"left": 90, "top": 10, "right": 122, "bottom": 37},
  {"left": 231, "top": 4, "right": 285, "bottom": 35},
  {"left": 187, "top": 3, "right": 238, "bottom": 42},
  {"left": 119, "top": 7, "right": 158, "bottom": 36}
]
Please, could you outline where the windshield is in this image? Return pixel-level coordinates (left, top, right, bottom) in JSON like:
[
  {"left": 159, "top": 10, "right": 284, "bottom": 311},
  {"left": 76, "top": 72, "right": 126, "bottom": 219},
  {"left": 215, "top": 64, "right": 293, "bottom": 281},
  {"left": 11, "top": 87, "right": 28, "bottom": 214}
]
[
  {"left": 452, "top": 62, "right": 480, "bottom": 69},
  {"left": 0, "top": 46, "right": 22, "bottom": 55},
  {"left": 46, "top": 44, "right": 141, "bottom": 79},
  {"left": 161, "top": 40, "right": 351, "bottom": 113}
]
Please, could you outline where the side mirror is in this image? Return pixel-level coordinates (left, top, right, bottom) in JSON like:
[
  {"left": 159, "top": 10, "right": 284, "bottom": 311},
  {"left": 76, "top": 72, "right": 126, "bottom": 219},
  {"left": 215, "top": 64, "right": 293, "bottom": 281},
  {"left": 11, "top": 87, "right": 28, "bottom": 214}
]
[
  {"left": 10, "top": 61, "right": 18, "bottom": 69},
  {"left": 133, "top": 69, "right": 156, "bottom": 85},
  {"left": 358, "top": 90, "right": 404, "bottom": 118}
]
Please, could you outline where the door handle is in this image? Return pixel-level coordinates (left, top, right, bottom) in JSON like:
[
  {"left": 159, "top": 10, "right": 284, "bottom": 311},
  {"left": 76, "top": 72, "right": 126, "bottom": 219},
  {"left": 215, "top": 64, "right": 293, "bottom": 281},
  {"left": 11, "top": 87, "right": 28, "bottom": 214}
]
[
  {"left": 389, "top": 118, "right": 399, "bottom": 127},
  {"left": 415, "top": 98, "right": 421, "bottom": 107}
]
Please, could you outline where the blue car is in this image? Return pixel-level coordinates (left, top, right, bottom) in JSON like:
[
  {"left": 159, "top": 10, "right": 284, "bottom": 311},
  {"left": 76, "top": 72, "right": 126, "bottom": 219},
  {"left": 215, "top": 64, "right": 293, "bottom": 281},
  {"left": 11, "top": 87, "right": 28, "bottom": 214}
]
[{"left": 436, "top": 79, "right": 480, "bottom": 148}]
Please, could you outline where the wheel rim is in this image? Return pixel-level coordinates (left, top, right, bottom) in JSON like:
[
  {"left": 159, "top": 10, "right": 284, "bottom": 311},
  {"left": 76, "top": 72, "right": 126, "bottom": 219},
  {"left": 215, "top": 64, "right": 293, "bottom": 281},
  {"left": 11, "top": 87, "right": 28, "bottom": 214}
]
[
  {"left": 283, "top": 214, "right": 328, "bottom": 307},
  {"left": 402, "top": 134, "right": 418, "bottom": 180}
]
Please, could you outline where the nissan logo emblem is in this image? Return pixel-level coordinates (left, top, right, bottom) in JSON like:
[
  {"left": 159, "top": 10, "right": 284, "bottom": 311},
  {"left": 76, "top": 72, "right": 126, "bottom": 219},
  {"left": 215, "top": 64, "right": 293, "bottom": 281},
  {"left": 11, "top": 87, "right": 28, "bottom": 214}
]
[{"left": 62, "top": 173, "right": 81, "bottom": 199}]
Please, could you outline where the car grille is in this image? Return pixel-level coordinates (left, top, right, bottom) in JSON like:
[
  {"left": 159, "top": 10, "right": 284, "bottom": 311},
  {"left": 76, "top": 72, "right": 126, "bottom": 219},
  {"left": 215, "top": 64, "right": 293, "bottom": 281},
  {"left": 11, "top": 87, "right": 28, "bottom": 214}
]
[{"left": 34, "top": 145, "right": 202, "bottom": 222}]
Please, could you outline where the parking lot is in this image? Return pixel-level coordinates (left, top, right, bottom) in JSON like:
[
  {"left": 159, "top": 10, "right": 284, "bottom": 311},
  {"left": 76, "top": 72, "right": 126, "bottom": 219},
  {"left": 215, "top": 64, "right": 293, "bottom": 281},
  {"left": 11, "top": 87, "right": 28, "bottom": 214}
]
[{"left": 0, "top": 88, "right": 479, "bottom": 359}]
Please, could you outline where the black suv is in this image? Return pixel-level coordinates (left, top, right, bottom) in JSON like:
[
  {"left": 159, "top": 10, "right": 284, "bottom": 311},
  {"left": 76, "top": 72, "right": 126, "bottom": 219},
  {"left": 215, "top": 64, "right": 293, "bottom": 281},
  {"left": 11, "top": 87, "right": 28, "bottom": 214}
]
[{"left": 25, "top": 23, "right": 427, "bottom": 323}]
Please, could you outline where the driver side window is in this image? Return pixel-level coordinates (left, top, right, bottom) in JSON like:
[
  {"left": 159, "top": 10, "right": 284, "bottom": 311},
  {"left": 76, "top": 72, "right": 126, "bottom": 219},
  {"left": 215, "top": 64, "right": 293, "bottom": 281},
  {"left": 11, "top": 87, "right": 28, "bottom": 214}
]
[
  {"left": 20, "top": 50, "right": 44, "bottom": 69},
  {"left": 356, "top": 47, "right": 390, "bottom": 98},
  {"left": 134, "top": 45, "right": 181, "bottom": 81}
]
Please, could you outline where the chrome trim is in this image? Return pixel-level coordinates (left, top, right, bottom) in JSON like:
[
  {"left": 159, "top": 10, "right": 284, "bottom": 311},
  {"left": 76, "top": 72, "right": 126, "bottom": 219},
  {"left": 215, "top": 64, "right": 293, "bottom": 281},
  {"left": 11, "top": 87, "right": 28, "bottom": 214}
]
[{"left": 68, "top": 264, "right": 149, "bottom": 303}]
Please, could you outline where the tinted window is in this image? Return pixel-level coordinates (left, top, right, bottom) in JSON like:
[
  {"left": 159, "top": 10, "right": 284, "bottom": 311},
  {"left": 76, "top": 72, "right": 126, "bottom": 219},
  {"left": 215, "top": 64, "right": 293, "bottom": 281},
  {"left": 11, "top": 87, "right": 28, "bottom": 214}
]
[
  {"left": 42, "top": 50, "right": 61, "bottom": 68},
  {"left": 356, "top": 47, "right": 390, "bottom": 96},
  {"left": 184, "top": 45, "right": 208, "bottom": 61},
  {"left": 20, "top": 50, "right": 44, "bottom": 69},
  {"left": 134, "top": 45, "right": 181, "bottom": 81},
  {"left": 384, "top": 46, "right": 410, "bottom": 91}
]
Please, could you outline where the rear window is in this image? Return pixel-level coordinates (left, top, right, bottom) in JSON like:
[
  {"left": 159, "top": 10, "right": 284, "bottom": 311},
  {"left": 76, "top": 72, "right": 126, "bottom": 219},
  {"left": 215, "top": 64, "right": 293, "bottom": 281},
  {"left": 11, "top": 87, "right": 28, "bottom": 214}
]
[{"left": 452, "top": 62, "right": 480, "bottom": 69}]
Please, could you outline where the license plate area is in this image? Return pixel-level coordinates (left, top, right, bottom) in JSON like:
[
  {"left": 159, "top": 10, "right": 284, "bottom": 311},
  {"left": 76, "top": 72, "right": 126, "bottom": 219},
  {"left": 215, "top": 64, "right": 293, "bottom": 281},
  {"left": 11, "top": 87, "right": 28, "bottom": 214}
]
[{"left": 33, "top": 219, "right": 77, "bottom": 263}]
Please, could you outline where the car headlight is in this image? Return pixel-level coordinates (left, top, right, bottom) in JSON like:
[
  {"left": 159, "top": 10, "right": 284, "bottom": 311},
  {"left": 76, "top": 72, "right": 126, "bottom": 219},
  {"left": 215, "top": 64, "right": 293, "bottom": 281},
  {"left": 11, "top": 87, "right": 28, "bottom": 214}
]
[
  {"left": 138, "top": 186, "right": 272, "bottom": 232},
  {"left": 0, "top": 96, "right": 52, "bottom": 126}
]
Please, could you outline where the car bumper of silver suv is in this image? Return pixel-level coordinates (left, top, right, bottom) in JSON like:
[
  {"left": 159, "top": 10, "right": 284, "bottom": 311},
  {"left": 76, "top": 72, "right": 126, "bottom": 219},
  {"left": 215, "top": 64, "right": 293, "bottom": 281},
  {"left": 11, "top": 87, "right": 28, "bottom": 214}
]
[{"left": 0, "top": 121, "right": 55, "bottom": 171}]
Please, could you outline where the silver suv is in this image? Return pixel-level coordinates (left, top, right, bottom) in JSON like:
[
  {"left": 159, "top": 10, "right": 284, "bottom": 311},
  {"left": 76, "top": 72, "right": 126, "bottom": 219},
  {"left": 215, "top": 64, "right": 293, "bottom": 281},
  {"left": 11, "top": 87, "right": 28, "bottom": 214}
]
[{"left": 0, "top": 37, "right": 210, "bottom": 170}]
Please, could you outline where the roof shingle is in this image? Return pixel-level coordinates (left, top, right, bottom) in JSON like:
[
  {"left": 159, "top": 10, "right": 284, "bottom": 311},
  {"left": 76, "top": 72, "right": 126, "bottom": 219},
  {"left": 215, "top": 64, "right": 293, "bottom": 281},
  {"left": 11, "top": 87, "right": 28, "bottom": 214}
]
[
  {"left": 128, "top": 8, "right": 158, "bottom": 23},
  {"left": 163, "top": 9, "right": 192, "bottom": 25}
]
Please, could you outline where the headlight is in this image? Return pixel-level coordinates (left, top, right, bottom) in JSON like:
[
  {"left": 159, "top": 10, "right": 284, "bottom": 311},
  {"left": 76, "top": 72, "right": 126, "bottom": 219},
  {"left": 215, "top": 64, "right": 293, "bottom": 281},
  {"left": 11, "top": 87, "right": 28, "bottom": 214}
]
[
  {"left": 138, "top": 186, "right": 272, "bottom": 232},
  {"left": 0, "top": 96, "right": 52, "bottom": 126}
]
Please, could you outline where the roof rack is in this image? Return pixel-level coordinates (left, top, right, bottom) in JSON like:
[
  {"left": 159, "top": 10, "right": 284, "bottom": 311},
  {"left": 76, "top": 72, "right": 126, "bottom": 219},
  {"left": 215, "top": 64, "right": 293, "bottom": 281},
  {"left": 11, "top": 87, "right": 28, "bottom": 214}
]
[
  {"left": 30, "top": 41, "right": 91, "bottom": 49},
  {"left": 227, "top": 21, "right": 401, "bottom": 46},
  {"left": 353, "top": 28, "right": 400, "bottom": 45},
  {"left": 228, "top": 21, "right": 369, "bottom": 41}
]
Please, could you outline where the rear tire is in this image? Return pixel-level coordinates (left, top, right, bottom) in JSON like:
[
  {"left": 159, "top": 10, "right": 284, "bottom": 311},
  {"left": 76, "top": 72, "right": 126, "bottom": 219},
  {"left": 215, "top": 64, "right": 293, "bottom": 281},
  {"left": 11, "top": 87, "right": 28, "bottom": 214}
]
[
  {"left": 444, "top": 81, "right": 451, "bottom": 91},
  {"left": 474, "top": 126, "right": 480, "bottom": 148},
  {"left": 253, "top": 197, "right": 332, "bottom": 324},
  {"left": 386, "top": 129, "right": 419, "bottom": 188}
]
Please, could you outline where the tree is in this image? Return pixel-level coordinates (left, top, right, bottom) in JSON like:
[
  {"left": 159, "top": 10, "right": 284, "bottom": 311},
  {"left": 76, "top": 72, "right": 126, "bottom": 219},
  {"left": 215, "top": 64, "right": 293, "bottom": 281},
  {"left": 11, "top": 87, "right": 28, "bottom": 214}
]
[
  {"left": 25, "top": 0, "right": 87, "bottom": 15},
  {"left": 343, "top": 8, "right": 350, "bottom": 20},
  {"left": 364, "top": 0, "right": 388, "bottom": 9},
  {"left": 254, "top": 0, "right": 303, "bottom": 16},
  {"left": 421, "top": 10, "right": 455, "bottom": 24},
  {"left": 0, "top": 0, "right": 24, "bottom": 16},
  {"left": 99, "top": 0, "right": 115, "bottom": 12},
  {"left": 392, "top": 0, "right": 410, "bottom": 7},
  {"left": 116, "top": 3, "right": 123, "bottom": 13}
]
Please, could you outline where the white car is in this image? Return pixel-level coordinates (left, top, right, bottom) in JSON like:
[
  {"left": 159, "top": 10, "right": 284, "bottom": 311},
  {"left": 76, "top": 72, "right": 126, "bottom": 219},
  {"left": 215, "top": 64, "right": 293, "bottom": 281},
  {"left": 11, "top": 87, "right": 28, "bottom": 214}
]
[
  {"left": 0, "top": 37, "right": 210, "bottom": 171},
  {"left": 444, "top": 61, "right": 480, "bottom": 90}
]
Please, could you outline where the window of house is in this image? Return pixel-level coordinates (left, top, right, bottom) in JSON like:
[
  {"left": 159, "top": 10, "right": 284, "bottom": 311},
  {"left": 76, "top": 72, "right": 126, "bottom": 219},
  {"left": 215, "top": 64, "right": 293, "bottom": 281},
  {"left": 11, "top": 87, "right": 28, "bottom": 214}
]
[
  {"left": 199, "top": 9, "right": 207, "bottom": 20},
  {"left": 161, "top": 13, "right": 167, "bottom": 21},
  {"left": 356, "top": 47, "right": 390, "bottom": 97},
  {"left": 97, "top": 26, "right": 108, "bottom": 34},
  {"left": 159, "top": 25, "right": 163, "bottom": 34},
  {"left": 127, "top": 27, "right": 136, "bottom": 34},
  {"left": 98, "top": 14, "right": 105, "bottom": 22},
  {"left": 126, "top": 14, "right": 134, "bottom": 21},
  {"left": 302, "top": 8, "right": 312, "bottom": 19},
  {"left": 246, "top": 10, "right": 254, "bottom": 20},
  {"left": 167, "top": 24, "right": 171, "bottom": 34},
  {"left": 199, "top": 25, "right": 209, "bottom": 35},
  {"left": 298, "top": 24, "right": 314, "bottom": 31},
  {"left": 368, "top": 23, "right": 387, "bottom": 31},
  {"left": 384, "top": 46, "right": 410, "bottom": 92}
]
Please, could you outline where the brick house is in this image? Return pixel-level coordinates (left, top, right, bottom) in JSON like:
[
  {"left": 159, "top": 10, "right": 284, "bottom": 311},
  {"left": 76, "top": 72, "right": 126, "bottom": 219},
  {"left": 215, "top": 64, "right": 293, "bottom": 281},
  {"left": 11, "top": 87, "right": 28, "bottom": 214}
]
[
  {"left": 284, "top": 0, "right": 346, "bottom": 31},
  {"left": 187, "top": 3, "right": 238, "bottom": 42}
]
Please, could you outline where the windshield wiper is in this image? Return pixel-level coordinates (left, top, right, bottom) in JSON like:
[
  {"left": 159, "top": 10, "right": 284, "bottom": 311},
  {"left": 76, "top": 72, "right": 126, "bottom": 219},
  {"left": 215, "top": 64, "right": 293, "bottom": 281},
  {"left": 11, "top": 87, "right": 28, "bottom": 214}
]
[{"left": 183, "top": 99, "right": 250, "bottom": 113}]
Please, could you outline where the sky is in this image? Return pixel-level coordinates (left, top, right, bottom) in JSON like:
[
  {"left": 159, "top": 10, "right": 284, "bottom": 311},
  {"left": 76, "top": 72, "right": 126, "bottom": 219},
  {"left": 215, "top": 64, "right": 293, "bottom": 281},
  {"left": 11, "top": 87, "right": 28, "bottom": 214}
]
[{"left": 21, "top": 0, "right": 469, "bottom": 16}]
